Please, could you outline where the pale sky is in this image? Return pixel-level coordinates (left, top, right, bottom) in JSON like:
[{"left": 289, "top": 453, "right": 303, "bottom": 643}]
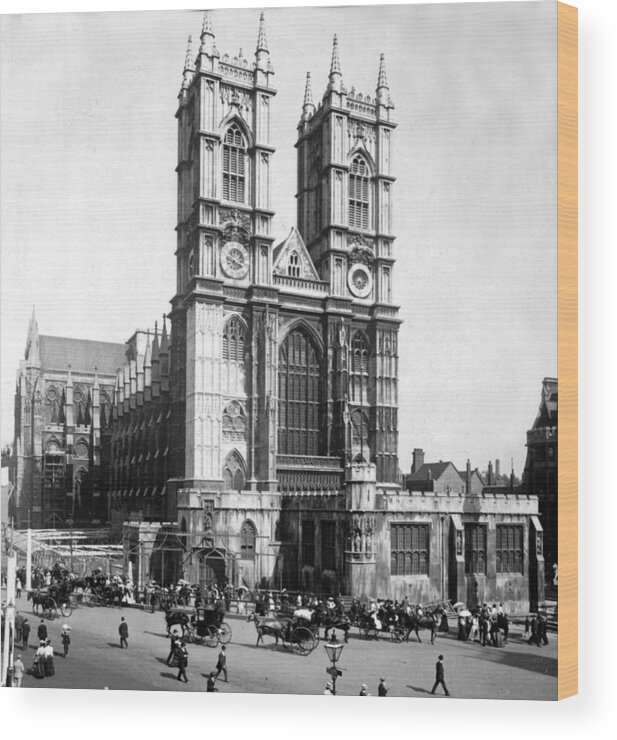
[{"left": 0, "top": 2, "right": 557, "bottom": 476}]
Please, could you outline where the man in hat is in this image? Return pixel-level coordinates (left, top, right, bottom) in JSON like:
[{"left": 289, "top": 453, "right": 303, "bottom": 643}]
[
  {"left": 176, "top": 641, "right": 189, "bottom": 683},
  {"left": 378, "top": 677, "right": 389, "bottom": 696},
  {"left": 215, "top": 644, "right": 227, "bottom": 682},
  {"left": 13, "top": 654, "right": 25, "bottom": 687},
  {"left": 430, "top": 654, "right": 450, "bottom": 696},
  {"left": 21, "top": 618, "right": 31, "bottom": 649},
  {"left": 359, "top": 684, "right": 369, "bottom": 696},
  {"left": 37, "top": 620, "right": 47, "bottom": 643},
  {"left": 118, "top": 616, "right": 129, "bottom": 649},
  {"left": 166, "top": 634, "right": 180, "bottom": 666}
]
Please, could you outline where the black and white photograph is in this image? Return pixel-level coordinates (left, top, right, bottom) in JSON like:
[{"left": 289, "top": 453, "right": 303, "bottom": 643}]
[{"left": 1, "top": 2, "right": 561, "bottom": 700}]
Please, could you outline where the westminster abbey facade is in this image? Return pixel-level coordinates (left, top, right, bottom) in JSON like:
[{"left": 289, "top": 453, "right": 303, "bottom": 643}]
[{"left": 12, "top": 12, "right": 545, "bottom": 611}]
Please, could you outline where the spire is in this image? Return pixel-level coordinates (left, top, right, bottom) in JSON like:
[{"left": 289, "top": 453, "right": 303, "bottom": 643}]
[
  {"left": 160, "top": 314, "right": 169, "bottom": 355},
  {"left": 328, "top": 34, "right": 344, "bottom": 93},
  {"left": 25, "top": 306, "right": 40, "bottom": 365},
  {"left": 256, "top": 12, "right": 268, "bottom": 52},
  {"left": 376, "top": 53, "right": 393, "bottom": 110},
  {"left": 200, "top": 10, "right": 215, "bottom": 56},
  {"left": 255, "top": 12, "right": 270, "bottom": 73},
  {"left": 302, "top": 72, "right": 315, "bottom": 121}
]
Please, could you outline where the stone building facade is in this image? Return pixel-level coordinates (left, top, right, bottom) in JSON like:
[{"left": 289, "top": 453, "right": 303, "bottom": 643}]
[
  {"left": 12, "top": 12, "right": 545, "bottom": 612},
  {"left": 11, "top": 311, "right": 126, "bottom": 529},
  {"left": 522, "top": 377, "right": 558, "bottom": 576}
]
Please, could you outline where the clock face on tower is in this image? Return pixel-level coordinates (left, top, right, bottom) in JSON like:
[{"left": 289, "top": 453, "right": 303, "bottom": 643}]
[
  {"left": 220, "top": 240, "right": 249, "bottom": 279},
  {"left": 348, "top": 263, "right": 373, "bottom": 298}
]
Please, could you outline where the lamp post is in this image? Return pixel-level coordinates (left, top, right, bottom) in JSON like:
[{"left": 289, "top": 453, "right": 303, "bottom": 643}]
[
  {"left": 324, "top": 631, "right": 345, "bottom": 695},
  {"left": 67, "top": 518, "right": 74, "bottom": 574}
]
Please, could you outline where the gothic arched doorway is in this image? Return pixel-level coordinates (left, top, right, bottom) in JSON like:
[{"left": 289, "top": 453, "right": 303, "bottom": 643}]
[{"left": 197, "top": 548, "right": 226, "bottom": 590}]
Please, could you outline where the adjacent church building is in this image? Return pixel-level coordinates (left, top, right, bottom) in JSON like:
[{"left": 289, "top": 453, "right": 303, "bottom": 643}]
[{"left": 11, "top": 12, "right": 545, "bottom": 611}]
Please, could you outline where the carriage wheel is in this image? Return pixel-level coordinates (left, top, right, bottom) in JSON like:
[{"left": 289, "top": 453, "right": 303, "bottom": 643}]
[
  {"left": 391, "top": 627, "right": 405, "bottom": 643},
  {"left": 60, "top": 602, "right": 73, "bottom": 618},
  {"left": 291, "top": 626, "right": 314, "bottom": 655},
  {"left": 218, "top": 622, "right": 232, "bottom": 645},
  {"left": 47, "top": 598, "right": 58, "bottom": 620},
  {"left": 204, "top": 626, "right": 219, "bottom": 648}
]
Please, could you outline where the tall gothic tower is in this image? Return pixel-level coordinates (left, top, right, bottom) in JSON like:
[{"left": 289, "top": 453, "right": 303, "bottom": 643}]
[
  {"left": 295, "top": 38, "right": 400, "bottom": 484},
  {"left": 170, "top": 13, "right": 278, "bottom": 494}
]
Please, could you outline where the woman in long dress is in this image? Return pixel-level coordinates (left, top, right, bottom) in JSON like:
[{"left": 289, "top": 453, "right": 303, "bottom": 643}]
[
  {"left": 44, "top": 639, "right": 55, "bottom": 677},
  {"left": 34, "top": 641, "right": 46, "bottom": 679}
]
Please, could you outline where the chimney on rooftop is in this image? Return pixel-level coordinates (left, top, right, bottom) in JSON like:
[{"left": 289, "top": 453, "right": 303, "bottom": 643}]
[
  {"left": 411, "top": 448, "right": 424, "bottom": 474},
  {"left": 495, "top": 458, "right": 500, "bottom": 479}
]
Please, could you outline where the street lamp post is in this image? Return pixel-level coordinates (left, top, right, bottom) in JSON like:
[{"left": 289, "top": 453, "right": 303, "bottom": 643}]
[{"left": 324, "top": 632, "right": 345, "bottom": 695}]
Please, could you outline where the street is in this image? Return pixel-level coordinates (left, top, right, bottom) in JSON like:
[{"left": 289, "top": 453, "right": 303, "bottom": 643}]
[{"left": 9, "top": 593, "right": 557, "bottom": 699}]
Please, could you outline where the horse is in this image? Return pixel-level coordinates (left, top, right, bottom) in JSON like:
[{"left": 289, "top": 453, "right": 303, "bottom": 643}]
[
  {"left": 27, "top": 589, "right": 57, "bottom": 617},
  {"left": 399, "top": 607, "right": 437, "bottom": 644},
  {"left": 247, "top": 612, "right": 293, "bottom": 648}
]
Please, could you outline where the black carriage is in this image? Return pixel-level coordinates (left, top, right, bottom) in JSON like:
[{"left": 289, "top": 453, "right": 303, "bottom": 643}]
[
  {"left": 29, "top": 587, "right": 73, "bottom": 620},
  {"left": 166, "top": 605, "right": 232, "bottom": 648},
  {"left": 356, "top": 612, "right": 405, "bottom": 642}
]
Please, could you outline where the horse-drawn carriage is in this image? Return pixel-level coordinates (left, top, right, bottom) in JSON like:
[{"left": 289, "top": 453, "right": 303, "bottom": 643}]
[
  {"left": 247, "top": 612, "right": 318, "bottom": 655},
  {"left": 165, "top": 605, "right": 232, "bottom": 648},
  {"left": 355, "top": 611, "right": 406, "bottom": 642},
  {"left": 28, "top": 586, "right": 73, "bottom": 620}
]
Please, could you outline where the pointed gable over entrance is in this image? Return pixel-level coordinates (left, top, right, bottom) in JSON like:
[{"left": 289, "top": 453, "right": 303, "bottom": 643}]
[{"left": 273, "top": 227, "right": 320, "bottom": 281}]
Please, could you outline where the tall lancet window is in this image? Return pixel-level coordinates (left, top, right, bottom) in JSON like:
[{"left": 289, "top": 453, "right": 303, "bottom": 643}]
[
  {"left": 348, "top": 155, "right": 371, "bottom": 230},
  {"left": 351, "top": 331, "right": 370, "bottom": 403},
  {"left": 278, "top": 328, "right": 321, "bottom": 456},
  {"left": 222, "top": 124, "right": 246, "bottom": 203},
  {"left": 222, "top": 316, "right": 247, "bottom": 396}
]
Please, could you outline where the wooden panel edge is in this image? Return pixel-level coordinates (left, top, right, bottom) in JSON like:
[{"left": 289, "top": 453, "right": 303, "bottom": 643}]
[{"left": 557, "top": 0, "right": 578, "bottom": 701}]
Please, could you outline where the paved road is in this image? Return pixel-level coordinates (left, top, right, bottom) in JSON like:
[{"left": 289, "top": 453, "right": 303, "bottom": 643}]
[{"left": 10, "top": 594, "right": 557, "bottom": 699}]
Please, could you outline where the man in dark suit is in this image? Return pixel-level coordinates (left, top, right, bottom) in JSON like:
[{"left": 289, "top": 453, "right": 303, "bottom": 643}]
[
  {"left": 430, "top": 654, "right": 450, "bottom": 696},
  {"left": 206, "top": 671, "right": 217, "bottom": 692},
  {"left": 176, "top": 642, "right": 188, "bottom": 683},
  {"left": 118, "top": 617, "right": 129, "bottom": 649},
  {"left": 37, "top": 620, "right": 47, "bottom": 643},
  {"left": 215, "top": 645, "right": 228, "bottom": 682},
  {"left": 22, "top": 619, "right": 31, "bottom": 649}
]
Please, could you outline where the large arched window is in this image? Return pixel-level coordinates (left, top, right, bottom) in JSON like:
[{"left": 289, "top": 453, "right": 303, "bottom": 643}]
[
  {"left": 45, "top": 387, "right": 62, "bottom": 425},
  {"left": 222, "top": 316, "right": 246, "bottom": 363},
  {"left": 351, "top": 331, "right": 370, "bottom": 403},
  {"left": 222, "top": 450, "right": 245, "bottom": 492},
  {"left": 240, "top": 520, "right": 257, "bottom": 558},
  {"left": 222, "top": 124, "right": 246, "bottom": 203},
  {"left": 349, "top": 155, "right": 371, "bottom": 230},
  {"left": 278, "top": 328, "right": 321, "bottom": 455}
]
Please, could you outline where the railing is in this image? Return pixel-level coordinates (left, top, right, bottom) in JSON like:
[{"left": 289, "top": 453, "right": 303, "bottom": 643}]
[
  {"left": 273, "top": 274, "right": 329, "bottom": 293},
  {"left": 277, "top": 455, "right": 343, "bottom": 469}
]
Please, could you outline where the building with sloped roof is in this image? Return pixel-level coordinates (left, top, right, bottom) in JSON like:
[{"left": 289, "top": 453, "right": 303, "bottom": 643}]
[{"left": 12, "top": 310, "right": 127, "bottom": 528}]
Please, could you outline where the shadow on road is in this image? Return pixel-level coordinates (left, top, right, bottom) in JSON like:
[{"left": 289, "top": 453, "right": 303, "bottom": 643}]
[
  {"left": 106, "top": 642, "right": 122, "bottom": 649},
  {"left": 144, "top": 631, "right": 168, "bottom": 639},
  {"left": 406, "top": 684, "right": 432, "bottom": 695}
]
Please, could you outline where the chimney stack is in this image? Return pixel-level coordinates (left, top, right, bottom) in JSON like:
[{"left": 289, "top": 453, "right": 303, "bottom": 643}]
[
  {"left": 495, "top": 458, "right": 500, "bottom": 479},
  {"left": 488, "top": 460, "right": 494, "bottom": 485},
  {"left": 412, "top": 448, "right": 425, "bottom": 474}
]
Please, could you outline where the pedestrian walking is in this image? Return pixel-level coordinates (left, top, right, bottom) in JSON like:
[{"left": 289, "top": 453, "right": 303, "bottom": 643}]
[
  {"left": 119, "top": 616, "right": 129, "bottom": 649},
  {"left": 207, "top": 671, "right": 217, "bottom": 692},
  {"left": 33, "top": 641, "right": 46, "bottom": 679},
  {"left": 378, "top": 677, "right": 389, "bottom": 696},
  {"left": 16, "top": 577, "right": 22, "bottom": 598},
  {"left": 430, "top": 654, "right": 450, "bottom": 697},
  {"left": 166, "top": 635, "right": 179, "bottom": 666},
  {"left": 44, "top": 639, "right": 55, "bottom": 677},
  {"left": 37, "top": 620, "right": 47, "bottom": 642},
  {"left": 13, "top": 655, "right": 25, "bottom": 687},
  {"left": 22, "top": 618, "right": 31, "bottom": 649},
  {"left": 61, "top": 627, "right": 71, "bottom": 658},
  {"left": 215, "top": 645, "right": 228, "bottom": 682},
  {"left": 176, "top": 642, "right": 189, "bottom": 683}
]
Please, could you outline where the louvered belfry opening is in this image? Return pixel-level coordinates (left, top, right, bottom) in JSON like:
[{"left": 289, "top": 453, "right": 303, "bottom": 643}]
[{"left": 222, "top": 124, "right": 246, "bottom": 203}]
